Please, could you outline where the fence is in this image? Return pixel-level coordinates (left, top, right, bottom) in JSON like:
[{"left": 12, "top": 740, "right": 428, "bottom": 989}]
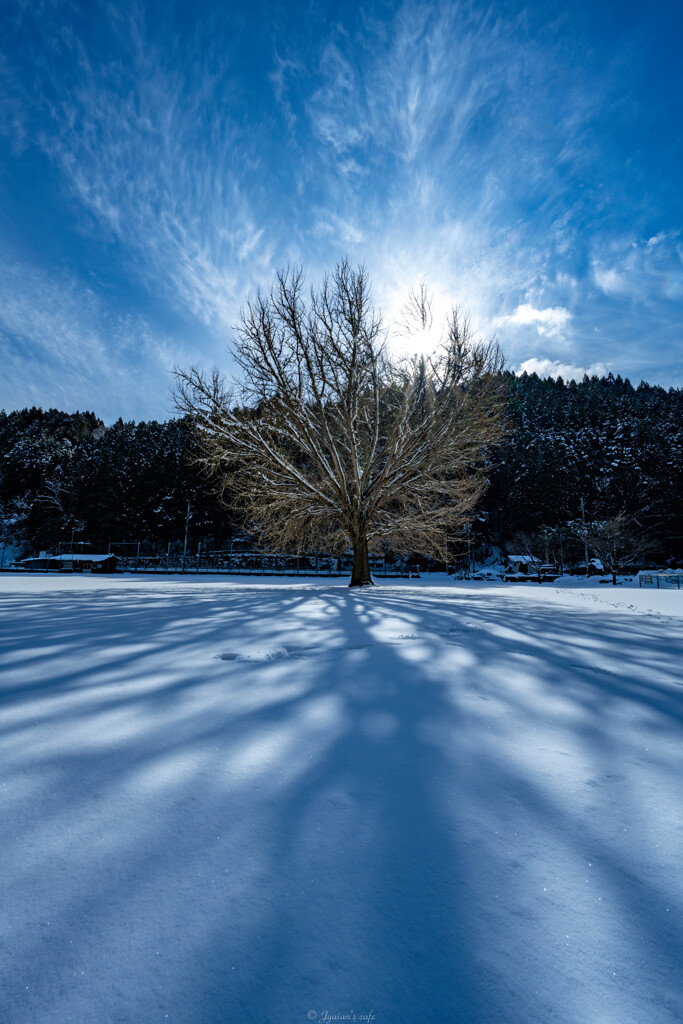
[
  {"left": 6, "top": 543, "right": 419, "bottom": 577},
  {"left": 111, "top": 548, "right": 413, "bottom": 577},
  {"left": 3, "top": 531, "right": 460, "bottom": 577},
  {"left": 638, "top": 572, "right": 683, "bottom": 589}
]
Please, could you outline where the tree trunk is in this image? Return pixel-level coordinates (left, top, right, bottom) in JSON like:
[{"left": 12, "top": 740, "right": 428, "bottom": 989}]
[
  {"left": 612, "top": 569, "right": 617, "bottom": 586},
  {"left": 350, "top": 533, "right": 374, "bottom": 587}
]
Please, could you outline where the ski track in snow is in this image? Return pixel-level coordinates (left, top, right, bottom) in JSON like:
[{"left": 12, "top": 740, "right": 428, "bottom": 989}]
[{"left": 0, "top": 573, "right": 682, "bottom": 1024}]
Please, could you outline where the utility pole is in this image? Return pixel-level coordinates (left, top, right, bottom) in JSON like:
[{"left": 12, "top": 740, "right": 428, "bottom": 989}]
[{"left": 580, "top": 496, "right": 589, "bottom": 573}]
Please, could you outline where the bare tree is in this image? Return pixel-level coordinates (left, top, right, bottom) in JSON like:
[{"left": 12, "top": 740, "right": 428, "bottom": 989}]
[
  {"left": 508, "top": 529, "right": 551, "bottom": 583},
  {"left": 0, "top": 490, "right": 31, "bottom": 564},
  {"left": 509, "top": 524, "right": 567, "bottom": 581},
  {"left": 35, "top": 473, "right": 84, "bottom": 548},
  {"left": 583, "top": 512, "right": 655, "bottom": 585},
  {"left": 175, "top": 261, "right": 506, "bottom": 586}
]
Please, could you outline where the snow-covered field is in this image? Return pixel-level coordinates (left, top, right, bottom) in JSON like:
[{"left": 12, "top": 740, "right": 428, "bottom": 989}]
[{"left": 1, "top": 573, "right": 681, "bottom": 1024}]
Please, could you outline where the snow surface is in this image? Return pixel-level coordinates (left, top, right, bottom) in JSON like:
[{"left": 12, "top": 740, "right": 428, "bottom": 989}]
[{"left": 1, "top": 573, "right": 682, "bottom": 1024}]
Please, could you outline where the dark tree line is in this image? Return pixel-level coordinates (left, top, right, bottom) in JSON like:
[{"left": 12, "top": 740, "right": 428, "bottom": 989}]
[
  {"left": 0, "top": 409, "right": 232, "bottom": 556},
  {"left": 484, "top": 372, "right": 683, "bottom": 564},
  {"left": 1, "top": 371, "right": 682, "bottom": 565}
]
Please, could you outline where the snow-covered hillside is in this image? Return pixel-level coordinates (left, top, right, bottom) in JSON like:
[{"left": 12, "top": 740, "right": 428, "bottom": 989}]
[{"left": 1, "top": 575, "right": 681, "bottom": 1024}]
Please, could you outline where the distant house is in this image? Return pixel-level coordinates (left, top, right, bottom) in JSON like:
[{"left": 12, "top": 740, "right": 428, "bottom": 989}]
[
  {"left": 504, "top": 554, "right": 559, "bottom": 583},
  {"left": 506, "top": 554, "right": 535, "bottom": 574},
  {"left": 19, "top": 554, "right": 118, "bottom": 573}
]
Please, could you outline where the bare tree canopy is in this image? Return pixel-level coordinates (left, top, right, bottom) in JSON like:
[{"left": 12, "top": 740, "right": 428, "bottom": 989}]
[
  {"left": 583, "top": 512, "right": 655, "bottom": 585},
  {"left": 175, "top": 261, "right": 506, "bottom": 585}
]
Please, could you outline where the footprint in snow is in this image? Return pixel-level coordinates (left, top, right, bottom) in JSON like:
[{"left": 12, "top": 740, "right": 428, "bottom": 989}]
[
  {"left": 218, "top": 646, "right": 293, "bottom": 662},
  {"left": 218, "top": 640, "right": 392, "bottom": 662}
]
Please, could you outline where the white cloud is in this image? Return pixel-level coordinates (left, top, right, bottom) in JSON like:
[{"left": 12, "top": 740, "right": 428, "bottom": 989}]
[
  {"left": 646, "top": 232, "right": 667, "bottom": 251},
  {"left": 494, "top": 304, "right": 573, "bottom": 337},
  {"left": 517, "top": 358, "right": 608, "bottom": 381},
  {"left": 589, "top": 234, "right": 683, "bottom": 310},
  {"left": 593, "top": 264, "right": 628, "bottom": 296}
]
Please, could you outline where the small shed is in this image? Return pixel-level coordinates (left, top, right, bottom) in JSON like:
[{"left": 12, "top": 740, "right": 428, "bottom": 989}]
[
  {"left": 504, "top": 554, "right": 559, "bottom": 583},
  {"left": 506, "top": 554, "right": 535, "bottom": 574}
]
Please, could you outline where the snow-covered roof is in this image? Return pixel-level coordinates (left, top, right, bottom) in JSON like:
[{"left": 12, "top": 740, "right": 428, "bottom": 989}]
[
  {"left": 22, "top": 553, "right": 116, "bottom": 563},
  {"left": 58, "top": 554, "right": 116, "bottom": 562},
  {"left": 508, "top": 554, "right": 533, "bottom": 563}
]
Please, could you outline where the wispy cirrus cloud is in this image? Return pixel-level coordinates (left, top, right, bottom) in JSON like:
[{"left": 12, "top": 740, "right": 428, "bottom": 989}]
[
  {"left": 591, "top": 232, "right": 683, "bottom": 303},
  {"left": 278, "top": 2, "right": 614, "bottom": 354},
  {"left": 593, "top": 265, "right": 628, "bottom": 297},
  {"left": 0, "top": 247, "right": 178, "bottom": 421},
  {"left": 16, "top": 3, "right": 277, "bottom": 337},
  {"left": 0, "top": 0, "right": 680, "bottom": 420}
]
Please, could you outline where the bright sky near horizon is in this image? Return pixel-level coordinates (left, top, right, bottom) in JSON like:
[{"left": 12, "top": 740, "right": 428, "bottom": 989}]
[{"left": 1, "top": 0, "right": 681, "bottom": 422}]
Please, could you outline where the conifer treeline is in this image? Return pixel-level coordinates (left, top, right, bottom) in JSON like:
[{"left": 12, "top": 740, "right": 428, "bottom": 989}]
[
  {"left": 484, "top": 372, "right": 683, "bottom": 560},
  {"left": 1, "top": 372, "right": 682, "bottom": 562}
]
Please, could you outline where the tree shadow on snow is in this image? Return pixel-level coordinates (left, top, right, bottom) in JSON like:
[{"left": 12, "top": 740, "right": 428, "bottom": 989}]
[{"left": 0, "top": 579, "right": 682, "bottom": 1024}]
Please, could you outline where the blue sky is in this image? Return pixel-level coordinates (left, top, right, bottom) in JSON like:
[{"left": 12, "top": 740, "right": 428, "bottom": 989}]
[{"left": 1, "top": 0, "right": 681, "bottom": 422}]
